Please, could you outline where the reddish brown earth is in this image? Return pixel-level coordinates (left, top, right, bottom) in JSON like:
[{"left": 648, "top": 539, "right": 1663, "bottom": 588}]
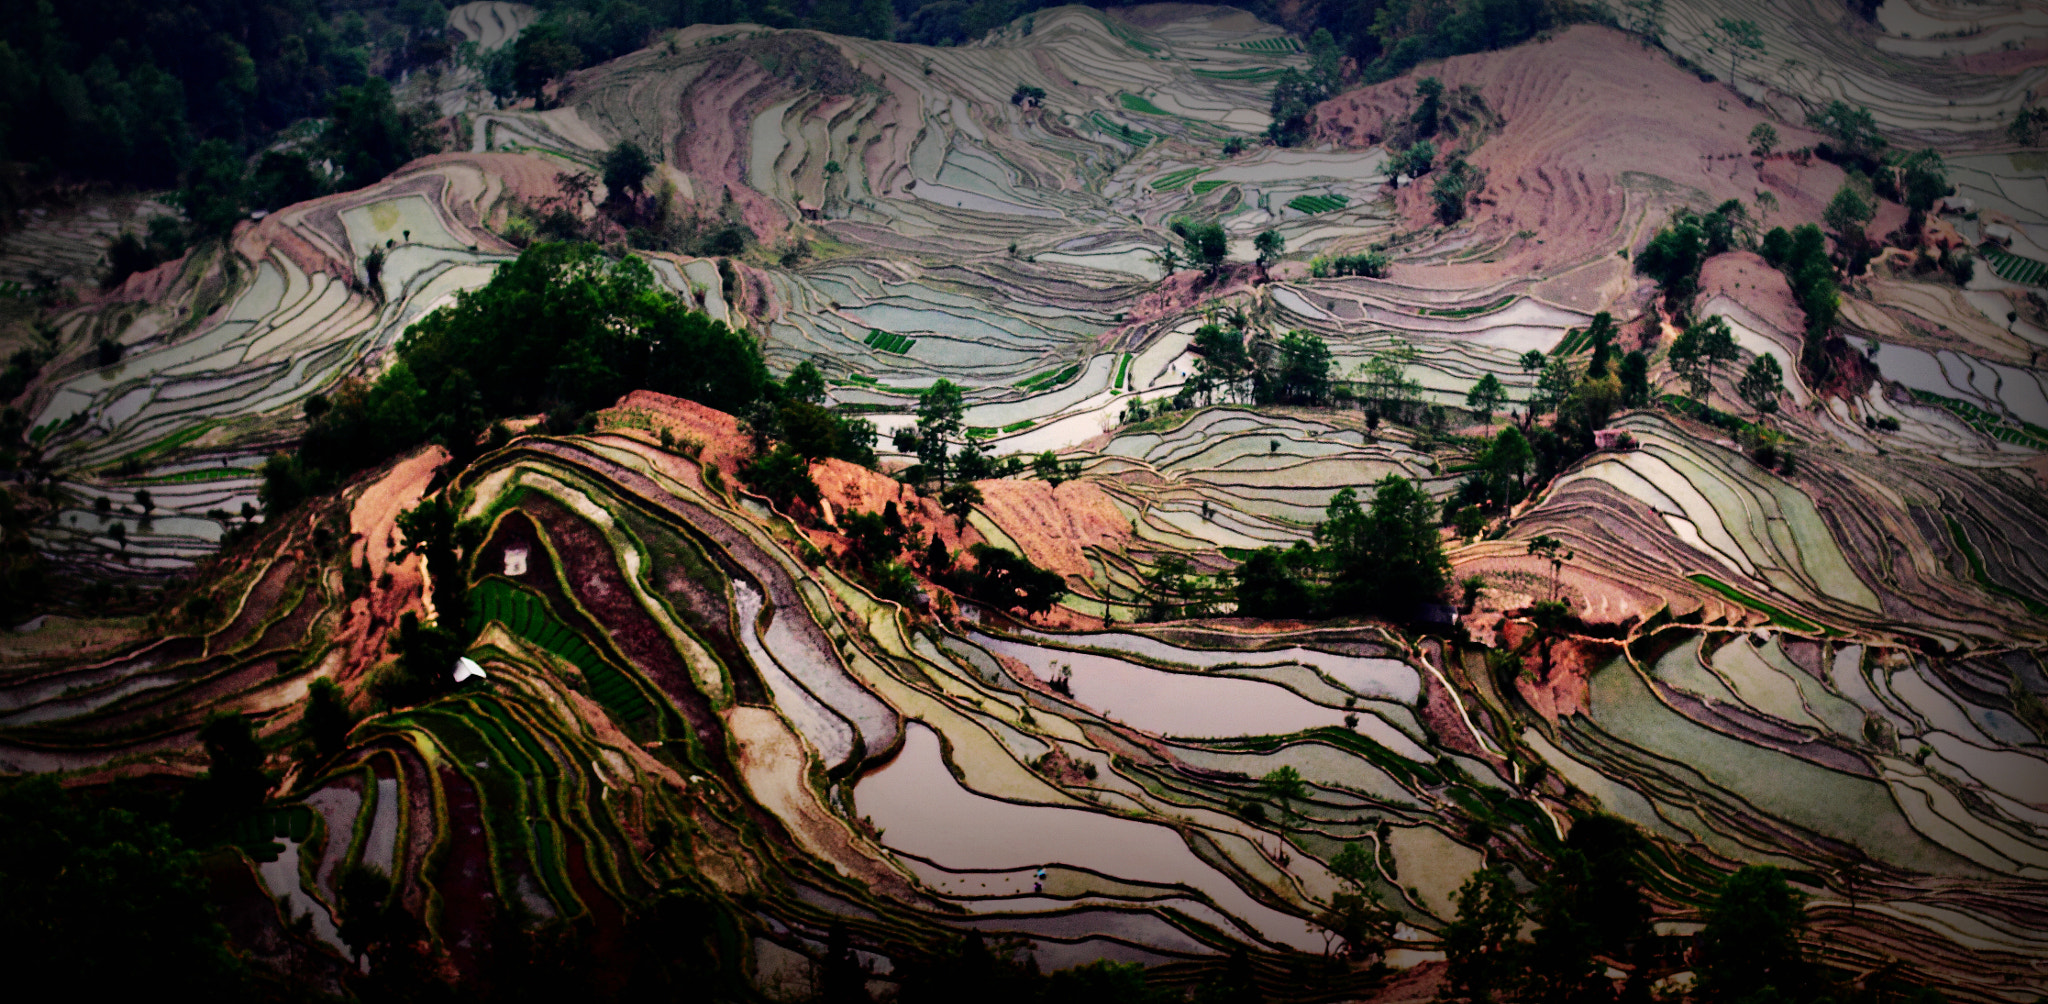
[
  {"left": 338, "top": 446, "right": 449, "bottom": 684},
  {"left": 1698, "top": 251, "right": 1805, "bottom": 334},
  {"left": 973, "top": 477, "right": 1132, "bottom": 582},
  {"left": 1309, "top": 25, "right": 1851, "bottom": 289},
  {"left": 1498, "top": 618, "right": 1614, "bottom": 722}
]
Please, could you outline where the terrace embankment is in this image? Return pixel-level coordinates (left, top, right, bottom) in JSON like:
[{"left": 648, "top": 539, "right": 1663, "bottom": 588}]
[{"left": 1309, "top": 24, "right": 1848, "bottom": 288}]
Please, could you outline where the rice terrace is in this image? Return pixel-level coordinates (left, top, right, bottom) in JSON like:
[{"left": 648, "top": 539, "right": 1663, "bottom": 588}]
[{"left": 1, "top": 0, "right": 2046, "bottom": 1001}]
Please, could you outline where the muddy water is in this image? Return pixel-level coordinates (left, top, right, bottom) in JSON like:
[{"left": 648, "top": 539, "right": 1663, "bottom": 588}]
[{"left": 856, "top": 722, "right": 1324, "bottom": 951}]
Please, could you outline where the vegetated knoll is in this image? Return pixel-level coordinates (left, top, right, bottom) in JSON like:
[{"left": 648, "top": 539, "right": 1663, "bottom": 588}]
[{"left": 1308, "top": 24, "right": 1848, "bottom": 287}]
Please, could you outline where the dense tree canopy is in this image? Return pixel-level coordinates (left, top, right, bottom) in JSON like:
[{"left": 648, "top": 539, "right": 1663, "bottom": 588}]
[
  {"left": 0, "top": 778, "right": 243, "bottom": 996},
  {"left": 1232, "top": 474, "right": 1447, "bottom": 621},
  {"left": 0, "top": 0, "right": 371, "bottom": 187},
  {"left": 266, "top": 242, "right": 772, "bottom": 514}
]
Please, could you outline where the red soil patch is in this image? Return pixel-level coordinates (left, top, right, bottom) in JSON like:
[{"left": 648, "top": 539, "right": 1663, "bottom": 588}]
[
  {"left": 973, "top": 477, "right": 1131, "bottom": 582},
  {"left": 1111, "top": 268, "right": 1261, "bottom": 344},
  {"left": 1499, "top": 618, "right": 1614, "bottom": 723},
  {"left": 1954, "top": 37, "right": 2048, "bottom": 74},
  {"left": 612, "top": 390, "right": 754, "bottom": 476},
  {"left": 806, "top": 456, "right": 989, "bottom": 560},
  {"left": 669, "top": 57, "right": 792, "bottom": 239},
  {"left": 101, "top": 251, "right": 193, "bottom": 304},
  {"left": 1698, "top": 251, "right": 1804, "bottom": 333},
  {"left": 1309, "top": 25, "right": 1850, "bottom": 291},
  {"left": 337, "top": 447, "right": 448, "bottom": 685}
]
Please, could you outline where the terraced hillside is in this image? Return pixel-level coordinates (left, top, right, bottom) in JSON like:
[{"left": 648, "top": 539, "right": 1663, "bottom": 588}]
[{"left": 4, "top": 1, "right": 2047, "bottom": 1000}]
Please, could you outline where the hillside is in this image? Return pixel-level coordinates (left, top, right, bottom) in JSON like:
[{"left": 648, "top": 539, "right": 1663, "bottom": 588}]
[{"left": 2, "top": 2, "right": 2046, "bottom": 1001}]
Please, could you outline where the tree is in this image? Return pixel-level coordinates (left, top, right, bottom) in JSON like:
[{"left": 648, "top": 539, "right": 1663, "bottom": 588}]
[
  {"left": 176, "top": 139, "right": 248, "bottom": 236},
  {"left": 1438, "top": 867, "right": 1523, "bottom": 1004},
  {"left": 1823, "top": 184, "right": 1875, "bottom": 244},
  {"left": 304, "top": 677, "right": 354, "bottom": 759},
  {"left": 1487, "top": 425, "right": 1534, "bottom": 491},
  {"left": 1412, "top": 76, "right": 1445, "bottom": 137},
  {"left": 1749, "top": 121, "right": 1779, "bottom": 159},
  {"left": 1355, "top": 340, "right": 1423, "bottom": 423},
  {"left": 378, "top": 610, "right": 465, "bottom": 709},
  {"left": 1806, "top": 100, "right": 1886, "bottom": 164},
  {"left": 1396, "top": 139, "right": 1437, "bottom": 179},
  {"left": 1697, "top": 866, "right": 1813, "bottom": 1002},
  {"left": 1896, "top": 148, "right": 1949, "bottom": 213},
  {"left": 513, "top": 22, "right": 583, "bottom": 103},
  {"left": 1466, "top": 373, "right": 1506, "bottom": 423},
  {"left": 1233, "top": 543, "right": 1315, "bottom": 618},
  {"left": 1738, "top": 353, "right": 1785, "bottom": 417},
  {"left": 1253, "top": 228, "right": 1285, "bottom": 271},
  {"left": 1636, "top": 216, "right": 1708, "bottom": 307},
  {"left": 324, "top": 77, "right": 429, "bottom": 189},
  {"left": 1532, "top": 356, "right": 1576, "bottom": 417},
  {"left": 1527, "top": 534, "right": 1569, "bottom": 601},
  {"left": 1318, "top": 474, "right": 1448, "bottom": 618},
  {"left": 1432, "top": 153, "right": 1477, "bottom": 224},
  {"left": 1194, "top": 323, "right": 1254, "bottom": 403},
  {"left": 196, "top": 711, "right": 270, "bottom": 818},
  {"left": 1032, "top": 450, "right": 1079, "bottom": 486},
  {"left": 743, "top": 444, "right": 821, "bottom": 512},
  {"left": 1561, "top": 815, "right": 1652, "bottom": 954},
  {"left": 1617, "top": 350, "right": 1652, "bottom": 408},
  {"left": 1148, "top": 244, "right": 1182, "bottom": 278},
  {"left": 1176, "top": 219, "right": 1229, "bottom": 276},
  {"left": 1523, "top": 850, "right": 1608, "bottom": 1004},
  {"left": 251, "top": 150, "right": 324, "bottom": 211},
  {"left": 1010, "top": 84, "right": 1046, "bottom": 107},
  {"left": 1267, "top": 67, "right": 1327, "bottom": 146},
  {"left": 785, "top": 360, "right": 828, "bottom": 404},
  {"left": 1260, "top": 765, "right": 1307, "bottom": 802},
  {"left": 1711, "top": 17, "right": 1765, "bottom": 87},
  {"left": 602, "top": 140, "right": 655, "bottom": 200},
  {"left": 911, "top": 379, "right": 967, "bottom": 485},
  {"left": 397, "top": 495, "right": 478, "bottom": 628},
  {"left": 961, "top": 544, "right": 1066, "bottom": 616},
  {"left": 1262, "top": 330, "right": 1335, "bottom": 406},
  {"left": 0, "top": 779, "right": 242, "bottom": 997},
  {"left": 1671, "top": 316, "right": 1737, "bottom": 405},
  {"left": 940, "top": 481, "right": 983, "bottom": 529}
]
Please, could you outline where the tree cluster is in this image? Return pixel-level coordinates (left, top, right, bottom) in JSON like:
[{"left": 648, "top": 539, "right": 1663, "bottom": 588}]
[
  {"left": 263, "top": 242, "right": 775, "bottom": 516},
  {"left": 1171, "top": 324, "right": 1342, "bottom": 412},
  {"left": 1757, "top": 222, "right": 1842, "bottom": 380},
  {"left": 1233, "top": 473, "right": 1448, "bottom": 621},
  {"left": 0, "top": 0, "right": 391, "bottom": 190},
  {"left": 1310, "top": 250, "right": 1391, "bottom": 278},
  {"left": 1634, "top": 200, "right": 1750, "bottom": 309}
]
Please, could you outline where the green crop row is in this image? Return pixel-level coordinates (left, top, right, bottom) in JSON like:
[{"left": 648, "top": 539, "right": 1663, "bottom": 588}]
[
  {"left": 863, "top": 329, "right": 916, "bottom": 354},
  {"left": 1192, "top": 66, "right": 1285, "bottom": 81},
  {"left": 1287, "top": 194, "right": 1349, "bottom": 214},
  {"left": 1420, "top": 295, "right": 1516, "bottom": 318},
  {"left": 1945, "top": 516, "right": 2048, "bottom": 618},
  {"left": 1088, "top": 111, "right": 1152, "bottom": 146},
  {"left": 1190, "top": 180, "right": 1231, "bottom": 195},
  {"left": 1910, "top": 389, "right": 2048, "bottom": 449},
  {"left": 1151, "top": 167, "right": 1206, "bottom": 191},
  {"left": 1686, "top": 574, "right": 1823, "bottom": 633},
  {"left": 1234, "top": 37, "right": 1298, "bottom": 52},
  {"left": 1016, "top": 363, "right": 1080, "bottom": 390},
  {"left": 1120, "top": 93, "right": 1170, "bottom": 116},
  {"left": 469, "top": 578, "right": 652, "bottom": 722},
  {"left": 125, "top": 467, "right": 258, "bottom": 485},
  {"left": 1981, "top": 244, "right": 2046, "bottom": 286}
]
